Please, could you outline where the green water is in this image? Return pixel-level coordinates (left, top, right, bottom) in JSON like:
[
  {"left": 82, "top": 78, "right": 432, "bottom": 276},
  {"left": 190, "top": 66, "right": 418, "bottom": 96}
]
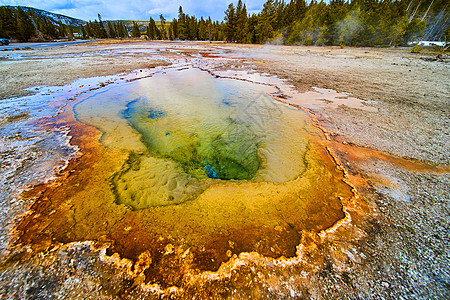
[
  {"left": 74, "top": 68, "right": 312, "bottom": 209},
  {"left": 122, "top": 95, "right": 259, "bottom": 180}
]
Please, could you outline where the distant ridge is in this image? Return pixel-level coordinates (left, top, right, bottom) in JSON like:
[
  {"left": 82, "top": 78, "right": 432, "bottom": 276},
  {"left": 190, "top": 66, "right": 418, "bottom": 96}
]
[{"left": 3, "top": 5, "right": 86, "bottom": 27}]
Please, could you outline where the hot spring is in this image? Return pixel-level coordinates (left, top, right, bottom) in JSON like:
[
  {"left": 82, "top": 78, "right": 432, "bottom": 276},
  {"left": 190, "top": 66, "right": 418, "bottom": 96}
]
[
  {"left": 75, "top": 68, "right": 314, "bottom": 210},
  {"left": 18, "top": 67, "right": 352, "bottom": 283}
]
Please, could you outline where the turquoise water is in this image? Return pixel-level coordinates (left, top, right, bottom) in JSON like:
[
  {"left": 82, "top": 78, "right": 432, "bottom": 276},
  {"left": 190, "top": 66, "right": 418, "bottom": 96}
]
[
  {"left": 122, "top": 94, "right": 260, "bottom": 180},
  {"left": 75, "top": 68, "right": 311, "bottom": 209}
]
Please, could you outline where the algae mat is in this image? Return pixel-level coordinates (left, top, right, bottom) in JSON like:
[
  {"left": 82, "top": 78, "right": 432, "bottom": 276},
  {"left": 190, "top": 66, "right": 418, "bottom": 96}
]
[{"left": 15, "top": 68, "right": 352, "bottom": 286}]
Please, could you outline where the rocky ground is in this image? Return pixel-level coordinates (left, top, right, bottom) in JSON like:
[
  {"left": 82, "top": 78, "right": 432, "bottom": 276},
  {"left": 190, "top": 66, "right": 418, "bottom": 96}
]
[{"left": 0, "top": 41, "right": 448, "bottom": 299}]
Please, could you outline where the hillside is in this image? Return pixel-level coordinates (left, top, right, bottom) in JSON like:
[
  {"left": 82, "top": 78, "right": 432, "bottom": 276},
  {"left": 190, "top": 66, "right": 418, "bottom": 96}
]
[{"left": 3, "top": 5, "right": 86, "bottom": 26}]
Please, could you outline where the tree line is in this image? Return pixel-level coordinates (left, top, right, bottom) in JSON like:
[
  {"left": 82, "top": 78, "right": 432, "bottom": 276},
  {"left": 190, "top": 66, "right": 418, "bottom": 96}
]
[
  {"left": 83, "top": 7, "right": 226, "bottom": 41},
  {"left": 81, "top": 14, "right": 128, "bottom": 39},
  {"left": 1, "top": 1, "right": 449, "bottom": 46},
  {"left": 0, "top": 6, "right": 76, "bottom": 41},
  {"left": 108, "top": 0, "right": 449, "bottom": 46},
  {"left": 222, "top": 0, "right": 449, "bottom": 46}
]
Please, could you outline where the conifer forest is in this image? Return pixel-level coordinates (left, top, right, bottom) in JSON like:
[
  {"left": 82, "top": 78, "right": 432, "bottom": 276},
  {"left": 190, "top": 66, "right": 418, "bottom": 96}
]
[{"left": 1, "top": 0, "right": 449, "bottom": 46}]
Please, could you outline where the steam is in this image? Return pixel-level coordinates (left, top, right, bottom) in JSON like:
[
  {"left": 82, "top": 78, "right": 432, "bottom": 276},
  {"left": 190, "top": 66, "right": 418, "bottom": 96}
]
[{"left": 336, "top": 7, "right": 364, "bottom": 45}]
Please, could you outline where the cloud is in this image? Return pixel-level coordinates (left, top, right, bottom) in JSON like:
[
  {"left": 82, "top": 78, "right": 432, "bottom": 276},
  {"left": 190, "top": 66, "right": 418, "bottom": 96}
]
[{"left": 0, "top": 0, "right": 266, "bottom": 21}]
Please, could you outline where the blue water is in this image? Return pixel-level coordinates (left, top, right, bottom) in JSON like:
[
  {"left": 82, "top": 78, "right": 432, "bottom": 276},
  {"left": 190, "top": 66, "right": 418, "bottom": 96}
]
[
  {"left": 148, "top": 109, "right": 167, "bottom": 119},
  {"left": 73, "top": 67, "right": 313, "bottom": 208}
]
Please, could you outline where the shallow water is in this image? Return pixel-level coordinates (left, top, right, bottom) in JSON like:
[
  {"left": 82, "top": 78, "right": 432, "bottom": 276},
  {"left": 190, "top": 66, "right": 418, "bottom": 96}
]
[
  {"left": 75, "top": 68, "right": 312, "bottom": 209},
  {"left": 13, "top": 67, "right": 352, "bottom": 285}
]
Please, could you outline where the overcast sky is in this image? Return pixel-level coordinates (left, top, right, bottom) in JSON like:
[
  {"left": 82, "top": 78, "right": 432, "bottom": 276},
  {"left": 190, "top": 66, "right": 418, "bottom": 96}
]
[{"left": 0, "top": 0, "right": 268, "bottom": 21}]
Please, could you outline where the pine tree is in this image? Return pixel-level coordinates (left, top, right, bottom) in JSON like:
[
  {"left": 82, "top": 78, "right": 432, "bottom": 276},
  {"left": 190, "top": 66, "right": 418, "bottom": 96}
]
[
  {"left": 178, "top": 6, "right": 187, "bottom": 40},
  {"left": 404, "top": 17, "right": 427, "bottom": 43},
  {"left": 207, "top": 17, "right": 213, "bottom": 41},
  {"left": 188, "top": 16, "right": 198, "bottom": 40},
  {"left": 28, "top": 9, "right": 39, "bottom": 30},
  {"left": 67, "top": 26, "right": 74, "bottom": 40},
  {"left": 288, "top": 0, "right": 307, "bottom": 25},
  {"left": 16, "top": 7, "right": 35, "bottom": 41},
  {"left": 216, "top": 21, "right": 225, "bottom": 41},
  {"left": 199, "top": 17, "right": 207, "bottom": 40},
  {"left": 57, "top": 20, "right": 66, "bottom": 38},
  {"left": 39, "top": 18, "right": 48, "bottom": 39},
  {"left": 185, "top": 15, "right": 191, "bottom": 39},
  {"left": 114, "top": 23, "right": 120, "bottom": 38},
  {"left": 81, "top": 24, "right": 88, "bottom": 39},
  {"left": 116, "top": 22, "right": 127, "bottom": 38},
  {"left": 122, "top": 22, "right": 129, "bottom": 38},
  {"left": 325, "top": 0, "right": 348, "bottom": 45},
  {"left": 171, "top": 18, "right": 178, "bottom": 39},
  {"left": 132, "top": 22, "right": 141, "bottom": 38},
  {"left": 247, "top": 14, "right": 259, "bottom": 43},
  {"left": 236, "top": 0, "right": 243, "bottom": 25},
  {"left": 336, "top": 6, "right": 365, "bottom": 46},
  {"left": 85, "top": 22, "right": 93, "bottom": 38},
  {"left": 236, "top": 1, "right": 249, "bottom": 43},
  {"left": 160, "top": 14, "right": 167, "bottom": 39},
  {"left": 224, "top": 3, "right": 236, "bottom": 42},
  {"left": 260, "top": 0, "right": 279, "bottom": 31},
  {"left": 147, "top": 17, "right": 157, "bottom": 40},
  {"left": 38, "top": 16, "right": 57, "bottom": 39},
  {"left": 155, "top": 25, "right": 161, "bottom": 39},
  {"left": 107, "top": 21, "right": 116, "bottom": 38},
  {"left": 92, "top": 20, "right": 100, "bottom": 38},
  {"left": 0, "top": 7, "right": 18, "bottom": 38},
  {"left": 255, "top": 16, "right": 274, "bottom": 43},
  {"left": 168, "top": 26, "right": 174, "bottom": 40},
  {"left": 97, "top": 13, "right": 108, "bottom": 38},
  {"left": 0, "top": 0, "right": 444, "bottom": 47}
]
